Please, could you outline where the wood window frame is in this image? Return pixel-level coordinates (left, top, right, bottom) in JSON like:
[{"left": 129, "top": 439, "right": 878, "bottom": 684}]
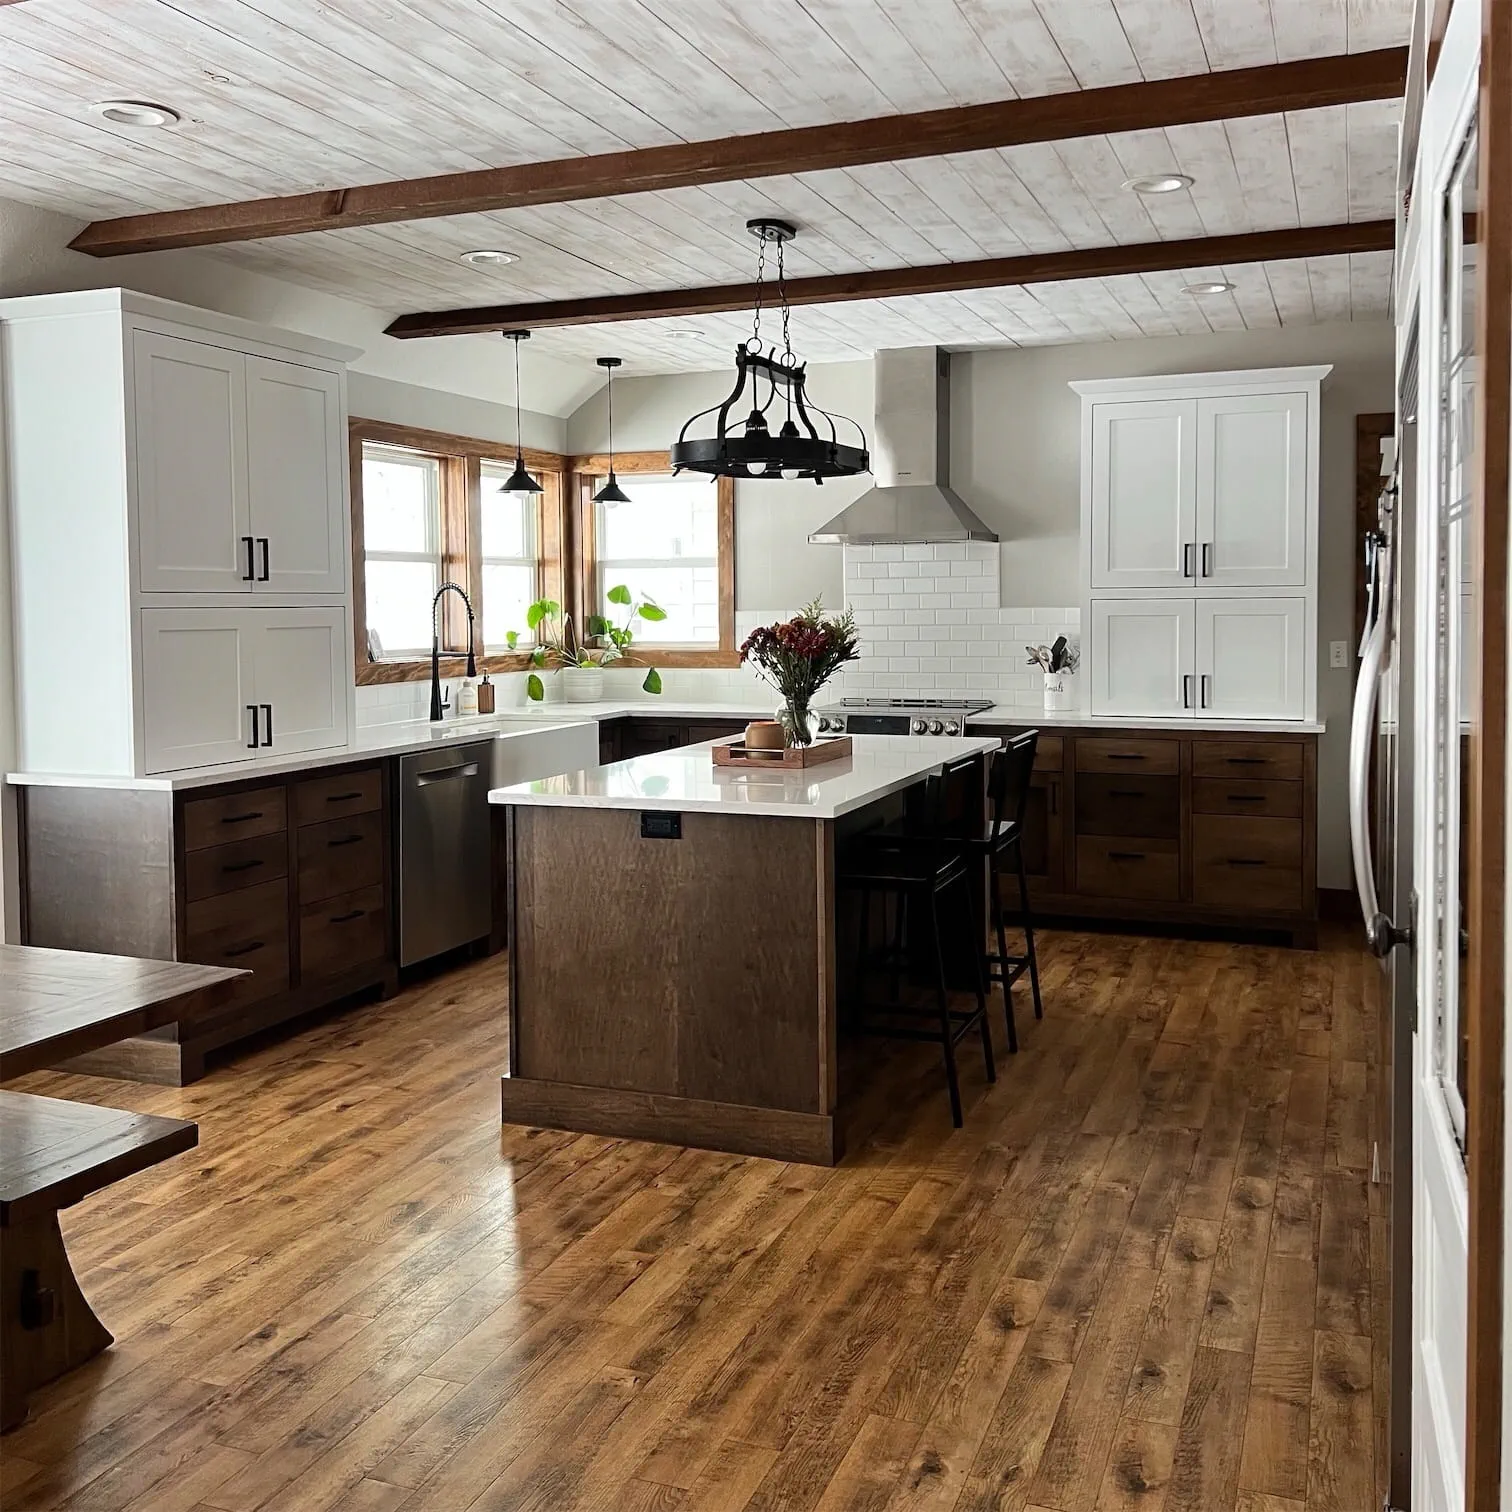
[
  {"left": 349, "top": 418, "right": 567, "bottom": 685},
  {"left": 568, "top": 450, "right": 737, "bottom": 668}
]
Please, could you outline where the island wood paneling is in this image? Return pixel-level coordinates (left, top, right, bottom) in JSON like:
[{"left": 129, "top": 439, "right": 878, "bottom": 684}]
[{"left": 507, "top": 806, "right": 837, "bottom": 1161}]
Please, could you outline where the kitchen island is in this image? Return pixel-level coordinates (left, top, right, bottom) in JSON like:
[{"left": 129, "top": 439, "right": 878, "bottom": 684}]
[{"left": 490, "top": 734, "right": 1000, "bottom": 1164}]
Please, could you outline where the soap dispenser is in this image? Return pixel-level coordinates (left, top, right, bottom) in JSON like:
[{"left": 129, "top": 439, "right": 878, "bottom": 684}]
[
  {"left": 456, "top": 676, "right": 479, "bottom": 717},
  {"left": 478, "top": 672, "right": 496, "bottom": 714}
]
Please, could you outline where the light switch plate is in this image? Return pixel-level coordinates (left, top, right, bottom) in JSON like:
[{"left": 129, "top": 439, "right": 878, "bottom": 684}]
[{"left": 1329, "top": 640, "right": 1350, "bottom": 669}]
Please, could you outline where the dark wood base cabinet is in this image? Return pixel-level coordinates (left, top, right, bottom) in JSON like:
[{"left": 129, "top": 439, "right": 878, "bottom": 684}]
[
  {"left": 19, "top": 762, "right": 398, "bottom": 1084},
  {"left": 972, "top": 724, "right": 1319, "bottom": 948}
]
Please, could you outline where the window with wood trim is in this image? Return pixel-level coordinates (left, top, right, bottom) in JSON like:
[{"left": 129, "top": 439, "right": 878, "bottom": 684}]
[
  {"left": 349, "top": 418, "right": 566, "bottom": 685},
  {"left": 572, "top": 452, "right": 737, "bottom": 667}
]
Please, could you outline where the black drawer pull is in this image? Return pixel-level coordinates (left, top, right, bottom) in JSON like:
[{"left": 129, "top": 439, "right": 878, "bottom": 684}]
[
  {"left": 1108, "top": 789, "right": 1145, "bottom": 798},
  {"left": 224, "top": 939, "right": 264, "bottom": 958},
  {"left": 329, "top": 908, "right": 366, "bottom": 924},
  {"left": 221, "top": 811, "right": 265, "bottom": 825},
  {"left": 222, "top": 858, "right": 264, "bottom": 874},
  {"left": 1226, "top": 794, "right": 1266, "bottom": 803},
  {"left": 328, "top": 834, "right": 363, "bottom": 848},
  {"left": 1225, "top": 757, "right": 1267, "bottom": 765},
  {"left": 1108, "top": 850, "right": 1146, "bottom": 861},
  {"left": 325, "top": 791, "right": 364, "bottom": 803},
  {"left": 1226, "top": 857, "right": 1267, "bottom": 867},
  {"left": 1106, "top": 753, "right": 1146, "bottom": 761}
]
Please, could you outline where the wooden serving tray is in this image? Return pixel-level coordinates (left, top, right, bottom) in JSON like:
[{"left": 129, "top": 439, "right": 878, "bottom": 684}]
[{"left": 712, "top": 736, "right": 853, "bottom": 770}]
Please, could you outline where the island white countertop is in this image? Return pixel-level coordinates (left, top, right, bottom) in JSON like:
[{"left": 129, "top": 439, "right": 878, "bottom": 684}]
[{"left": 489, "top": 733, "right": 1004, "bottom": 821}]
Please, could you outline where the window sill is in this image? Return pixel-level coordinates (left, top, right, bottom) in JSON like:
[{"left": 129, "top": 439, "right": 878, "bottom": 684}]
[{"left": 355, "top": 652, "right": 537, "bottom": 686}]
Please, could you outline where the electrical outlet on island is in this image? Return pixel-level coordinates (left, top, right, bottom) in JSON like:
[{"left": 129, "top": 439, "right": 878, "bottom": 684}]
[{"left": 1329, "top": 640, "right": 1350, "bottom": 669}]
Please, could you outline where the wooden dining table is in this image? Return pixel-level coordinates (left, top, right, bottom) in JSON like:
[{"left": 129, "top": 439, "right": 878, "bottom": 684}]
[{"left": 0, "top": 944, "right": 244, "bottom": 1430}]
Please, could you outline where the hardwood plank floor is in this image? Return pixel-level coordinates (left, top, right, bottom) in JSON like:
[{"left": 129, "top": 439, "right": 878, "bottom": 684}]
[{"left": 3, "top": 926, "right": 1384, "bottom": 1511}]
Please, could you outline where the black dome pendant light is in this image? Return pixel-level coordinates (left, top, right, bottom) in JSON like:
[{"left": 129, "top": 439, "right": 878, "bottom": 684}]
[
  {"left": 501, "top": 330, "right": 544, "bottom": 495},
  {"left": 593, "top": 357, "right": 630, "bottom": 504},
  {"left": 670, "top": 218, "right": 869, "bottom": 484}
]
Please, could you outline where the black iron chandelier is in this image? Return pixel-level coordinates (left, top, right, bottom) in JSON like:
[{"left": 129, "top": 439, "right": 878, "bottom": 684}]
[{"left": 670, "top": 219, "right": 869, "bottom": 484}]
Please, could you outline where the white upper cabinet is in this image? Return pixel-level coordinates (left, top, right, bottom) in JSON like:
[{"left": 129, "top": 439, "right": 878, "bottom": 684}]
[
  {"left": 245, "top": 356, "right": 346, "bottom": 594},
  {"left": 1088, "top": 399, "right": 1196, "bottom": 590},
  {"left": 1196, "top": 392, "right": 1309, "bottom": 587},
  {"left": 1196, "top": 598, "right": 1307, "bottom": 721},
  {"left": 1089, "top": 599, "right": 1195, "bottom": 717},
  {"left": 133, "top": 333, "right": 252, "bottom": 594}
]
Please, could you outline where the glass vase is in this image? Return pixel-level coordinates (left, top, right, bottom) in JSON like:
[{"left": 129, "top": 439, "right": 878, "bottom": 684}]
[{"left": 780, "top": 695, "right": 814, "bottom": 747}]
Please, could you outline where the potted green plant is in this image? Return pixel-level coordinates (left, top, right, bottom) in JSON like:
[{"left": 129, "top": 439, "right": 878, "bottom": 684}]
[{"left": 507, "top": 585, "right": 666, "bottom": 703}]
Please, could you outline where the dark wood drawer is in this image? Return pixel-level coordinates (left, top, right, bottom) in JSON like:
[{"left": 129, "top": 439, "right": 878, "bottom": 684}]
[
  {"left": 1075, "top": 773, "right": 1179, "bottom": 839},
  {"left": 294, "top": 767, "right": 382, "bottom": 827},
  {"left": 183, "top": 878, "right": 290, "bottom": 1006},
  {"left": 1192, "top": 815, "right": 1303, "bottom": 912},
  {"left": 1033, "top": 735, "right": 1063, "bottom": 772},
  {"left": 1191, "top": 741, "right": 1303, "bottom": 781},
  {"left": 183, "top": 786, "right": 287, "bottom": 851},
  {"left": 300, "top": 884, "right": 386, "bottom": 979},
  {"left": 1075, "top": 738, "right": 1180, "bottom": 776},
  {"left": 1075, "top": 836, "right": 1180, "bottom": 901},
  {"left": 298, "top": 812, "right": 384, "bottom": 904},
  {"left": 185, "top": 832, "right": 289, "bottom": 903},
  {"left": 1192, "top": 778, "right": 1303, "bottom": 819}
]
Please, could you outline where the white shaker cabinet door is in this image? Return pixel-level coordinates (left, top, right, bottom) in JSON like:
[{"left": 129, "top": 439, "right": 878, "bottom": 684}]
[
  {"left": 132, "top": 333, "right": 252, "bottom": 594},
  {"left": 139, "top": 609, "right": 257, "bottom": 772},
  {"left": 1088, "top": 598, "right": 1195, "bottom": 717},
  {"left": 1089, "top": 400, "right": 1198, "bottom": 590},
  {"left": 245, "top": 356, "right": 347, "bottom": 595},
  {"left": 1196, "top": 598, "right": 1307, "bottom": 719},
  {"left": 1195, "top": 391, "right": 1309, "bottom": 587},
  {"left": 247, "top": 608, "right": 349, "bottom": 755}
]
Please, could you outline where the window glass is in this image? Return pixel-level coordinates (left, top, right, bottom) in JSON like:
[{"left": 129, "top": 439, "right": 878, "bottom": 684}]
[
  {"left": 596, "top": 474, "right": 719, "bottom": 646},
  {"left": 362, "top": 445, "right": 442, "bottom": 658},
  {"left": 480, "top": 460, "right": 539, "bottom": 650}
]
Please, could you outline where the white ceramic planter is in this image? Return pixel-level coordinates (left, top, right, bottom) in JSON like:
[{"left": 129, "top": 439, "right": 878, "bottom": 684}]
[
  {"left": 562, "top": 666, "right": 605, "bottom": 703},
  {"left": 1043, "top": 671, "right": 1077, "bottom": 712}
]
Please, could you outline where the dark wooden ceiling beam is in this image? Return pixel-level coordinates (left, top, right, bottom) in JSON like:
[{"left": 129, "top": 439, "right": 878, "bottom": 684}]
[
  {"left": 383, "top": 221, "right": 1395, "bottom": 339},
  {"left": 70, "top": 48, "right": 1406, "bottom": 258}
]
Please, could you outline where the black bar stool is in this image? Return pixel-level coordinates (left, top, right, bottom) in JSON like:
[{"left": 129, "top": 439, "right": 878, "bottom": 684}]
[
  {"left": 838, "top": 752, "right": 994, "bottom": 1128},
  {"left": 975, "top": 730, "right": 1045, "bottom": 1053}
]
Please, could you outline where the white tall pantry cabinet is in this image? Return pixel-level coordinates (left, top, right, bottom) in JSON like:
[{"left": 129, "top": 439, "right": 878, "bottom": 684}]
[
  {"left": 0, "top": 289, "right": 359, "bottom": 776},
  {"left": 1074, "top": 366, "right": 1328, "bottom": 722}
]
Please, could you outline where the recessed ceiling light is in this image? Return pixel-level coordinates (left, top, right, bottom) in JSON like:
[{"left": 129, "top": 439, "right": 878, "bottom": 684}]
[
  {"left": 1123, "top": 173, "right": 1194, "bottom": 195},
  {"left": 1184, "top": 280, "right": 1236, "bottom": 296},
  {"left": 663, "top": 329, "right": 702, "bottom": 339},
  {"left": 459, "top": 249, "right": 519, "bottom": 267},
  {"left": 90, "top": 99, "right": 180, "bottom": 128}
]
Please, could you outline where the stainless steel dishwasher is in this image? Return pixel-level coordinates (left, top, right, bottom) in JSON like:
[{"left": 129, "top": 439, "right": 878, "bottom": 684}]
[{"left": 398, "top": 740, "right": 494, "bottom": 966}]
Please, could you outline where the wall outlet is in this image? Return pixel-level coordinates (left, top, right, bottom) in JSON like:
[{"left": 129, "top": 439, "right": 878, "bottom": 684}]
[{"left": 1329, "top": 640, "right": 1351, "bottom": 669}]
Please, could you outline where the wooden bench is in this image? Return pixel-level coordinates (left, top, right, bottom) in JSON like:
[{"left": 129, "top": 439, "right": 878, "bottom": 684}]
[{"left": 0, "top": 1090, "right": 196, "bottom": 1430}]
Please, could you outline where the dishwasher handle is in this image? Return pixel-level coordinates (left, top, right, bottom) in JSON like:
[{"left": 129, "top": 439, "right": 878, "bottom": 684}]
[{"left": 414, "top": 761, "right": 480, "bottom": 786}]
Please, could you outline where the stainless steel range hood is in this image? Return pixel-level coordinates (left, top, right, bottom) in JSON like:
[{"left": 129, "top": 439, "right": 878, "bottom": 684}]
[{"left": 809, "top": 347, "right": 997, "bottom": 545}]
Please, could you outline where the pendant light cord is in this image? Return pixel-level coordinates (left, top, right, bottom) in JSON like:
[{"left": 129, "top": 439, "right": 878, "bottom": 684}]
[
  {"left": 606, "top": 364, "right": 615, "bottom": 469},
  {"left": 513, "top": 335, "right": 524, "bottom": 454}
]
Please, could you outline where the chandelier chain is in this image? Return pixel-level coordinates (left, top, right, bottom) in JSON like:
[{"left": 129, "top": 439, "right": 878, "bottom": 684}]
[{"left": 749, "top": 233, "right": 769, "bottom": 352}]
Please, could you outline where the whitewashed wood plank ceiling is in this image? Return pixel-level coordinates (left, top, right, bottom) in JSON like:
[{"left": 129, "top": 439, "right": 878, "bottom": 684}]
[{"left": 0, "top": 0, "right": 1410, "bottom": 369}]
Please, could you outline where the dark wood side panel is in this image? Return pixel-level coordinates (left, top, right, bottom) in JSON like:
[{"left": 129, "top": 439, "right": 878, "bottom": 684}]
[{"left": 510, "top": 806, "right": 824, "bottom": 1114}]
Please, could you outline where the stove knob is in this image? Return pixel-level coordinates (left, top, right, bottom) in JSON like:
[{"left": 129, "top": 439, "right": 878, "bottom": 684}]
[
  {"left": 822, "top": 717, "right": 838, "bottom": 733},
  {"left": 943, "top": 719, "right": 960, "bottom": 735},
  {"left": 816, "top": 717, "right": 829, "bottom": 733},
  {"left": 927, "top": 719, "right": 944, "bottom": 734},
  {"left": 910, "top": 717, "right": 927, "bottom": 734}
]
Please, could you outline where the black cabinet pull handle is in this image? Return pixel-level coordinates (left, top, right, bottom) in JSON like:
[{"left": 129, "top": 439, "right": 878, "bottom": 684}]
[
  {"left": 257, "top": 538, "right": 270, "bottom": 581},
  {"left": 224, "top": 939, "right": 264, "bottom": 958},
  {"left": 1200, "top": 674, "right": 1211, "bottom": 709},
  {"left": 222, "top": 809, "right": 264, "bottom": 824},
  {"left": 1183, "top": 673, "right": 1193, "bottom": 709},
  {"left": 1226, "top": 857, "right": 1267, "bottom": 867},
  {"left": 261, "top": 704, "right": 273, "bottom": 747},
  {"left": 1182, "top": 542, "right": 1194, "bottom": 578},
  {"left": 1109, "top": 789, "right": 1144, "bottom": 798},
  {"left": 326, "top": 791, "right": 363, "bottom": 803},
  {"left": 1106, "top": 753, "right": 1146, "bottom": 762},
  {"left": 1048, "top": 783, "right": 1058, "bottom": 816},
  {"left": 1202, "top": 542, "right": 1213, "bottom": 577},
  {"left": 242, "top": 536, "right": 256, "bottom": 582},
  {"left": 222, "top": 858, "right": 264, "bottom": 873},
  {"left": 1227, "top": 794, "right": 1265, "bottom": 804},
  {"left": 329, "top": 909, "right": 365, "bottom": 924},
  {"left": 1225, "top": 756, "right": 1267, "bottom": 765},
  {"left": 328, "top": 834, "right": 363, "bottom": 848},
  {"left": 1108, "top": 850, "right": 1146, "bottom": 861},
  {"left": 246, "top": 706, "right": 259, "bottom": 750}
]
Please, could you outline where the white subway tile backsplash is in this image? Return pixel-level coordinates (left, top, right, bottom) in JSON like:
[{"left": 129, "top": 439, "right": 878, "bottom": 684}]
[{"left": 838, "top": 541, "right": 1077, "bottom": 703}]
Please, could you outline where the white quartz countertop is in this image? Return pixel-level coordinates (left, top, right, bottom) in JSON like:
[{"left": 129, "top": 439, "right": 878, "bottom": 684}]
[
  {"left": 488, "top": 733, "right": 1003, "bottom": 821},
  {"left": 964, "top": 712, "right": 1326, "bottom": 734}
]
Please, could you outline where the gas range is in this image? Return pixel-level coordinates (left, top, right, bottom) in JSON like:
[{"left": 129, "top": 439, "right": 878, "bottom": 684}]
[{"left": 814, "top": 697, "right": 993, "bottom": 737}]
